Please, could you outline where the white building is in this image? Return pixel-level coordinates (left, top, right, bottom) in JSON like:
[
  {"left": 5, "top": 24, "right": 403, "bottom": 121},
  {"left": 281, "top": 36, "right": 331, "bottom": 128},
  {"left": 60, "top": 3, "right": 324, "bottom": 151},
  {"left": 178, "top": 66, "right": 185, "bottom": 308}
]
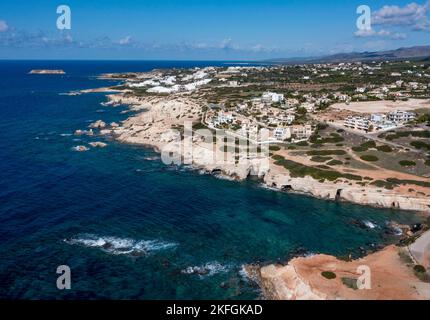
[
  {"left": 229, "top": 80, "right": 239, "bottom": 87},
  {"left": 273, "top": 127, "right": 291, "bottom": 141},
  {"left": 213, "top": 112, "right": 235, "bottom": 126},
  {"left": 388, "top": 110, "right": 416, "bottom": 123},
  {"left": 370, "top": 113, "right": 386, "bottom": 123},
  {"left": 262, "top": 92, "right": 285, "bottom": 103},
  {"left": 284, "top": 114, "right": 296, "bottom": 125},
  {"left": 292, "top": 125, "right": 314, "bottom": 140},
  {"left": 344, "top": 116, "right": 370, "bottom": 131}
]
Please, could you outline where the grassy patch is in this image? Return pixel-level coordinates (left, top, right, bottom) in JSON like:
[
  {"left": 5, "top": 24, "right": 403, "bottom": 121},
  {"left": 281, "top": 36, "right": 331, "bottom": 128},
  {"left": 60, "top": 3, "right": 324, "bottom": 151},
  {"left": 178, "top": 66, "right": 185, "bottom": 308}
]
[
  {"left": 327, "top": 159, "right": 343, "bottom": 166},
  {"left": 399, "top": 160, "right": 416, "bottom": 167},
  {"left": 413, "top": 265, "right": 430, "bottom": 282},
  {"left": 310, "top": 132, "right": 344, "bottom": 145},
  {"left": 371, "top": 180, "right": 395, "bottom": 189},
  {"left": 295, "top": 141, "right": 309, "bottom": 147},
  {"left": 269, "top": 145, "right": 281, "bottom": 152},
  {"left": 307, "top": 149, "right": 346, "bottom": 156},
  {"left": 386, "top": 178, "right": 430, "bottom": 188},
  {"left": 321, "top": 271, "right": 336, "bottom": 280},
  {"left": 382, "top": 130, "right": 430, "bottom": 141},
  {"left": 414, "top": 265, "right": 426, "bottom": 273},
  {"left": 192, "top": 122, "right": 209, "bottom": 130},
  {"left": 376, "top": 145, "right": 393, "bottom": 152},
  {"left": 272, "top": 155, "right": 362, "bottom": 182},
  {"left": 410, "top": 141, "right": 430, "bottom": 151},
  {"left": 353, "top": 141, "right": 376, "bottom": 152},
  {"left": 341, "top": 277, "right": 358, "bottom": 290},
  {"left": 360, "top": 155, "right": 379, "bottom": 162},
  {"left": 311, "top": 156, "right": 332, "bottom": 163}
]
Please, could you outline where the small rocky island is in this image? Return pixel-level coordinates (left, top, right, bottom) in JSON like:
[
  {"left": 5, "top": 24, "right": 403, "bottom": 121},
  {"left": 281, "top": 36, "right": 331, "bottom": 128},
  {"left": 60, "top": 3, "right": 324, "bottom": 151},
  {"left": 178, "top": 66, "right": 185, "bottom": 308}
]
[{"left": 28, "top": 69, "right": 66, "bottom": 75}]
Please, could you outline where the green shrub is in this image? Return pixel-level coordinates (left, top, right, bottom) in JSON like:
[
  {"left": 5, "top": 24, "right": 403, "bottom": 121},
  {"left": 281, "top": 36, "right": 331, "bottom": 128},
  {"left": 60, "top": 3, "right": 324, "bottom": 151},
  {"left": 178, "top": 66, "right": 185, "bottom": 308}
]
[
  {"left": 410, "top": 141, "right": 430, "bottom": 150},
  {"left": 311, "top": 156, "right": 332, "bottom": 163},
  {"left": 371, "top": 180, "right": 395, "bottom": 190},
  {"left": 385, "top": 130, "right": 430, "bottom": 141},
  {"left": 317, "top": 123, "right": 328, "bottom": 130},
  {"left": 269, "top": 145, "right": 281, "bottom": 152},
  {"left": 361, "top": 141, "right": 377, "bottom": 149},
  {"left": 321, "top": 271, "right": 336, "bottom": 280},
  {"left": 376, "top": 145, "right": 393, "bottom": 152},
  {"left": 296, "top": 141, "right": 309, "bottom": 147},
  {"left": 341, "top": 277, "right": 358, "bottom": 290},
  {"left": 414, "top": 265, "right": 426, "bottom": 274},
  {"left": 342, "top": 173, "right": 363, "bottom": 181},
  {"left": 352, "top": 146, "right": 367, "bottom": 152},
  {"left": 386, "top": 178, "right": 430, "bottom": 188},
  {"left": 360, "top": 155, "right": 379, "bottom": 162},
  {"left": 327, "top": 159, "right": 343, "bottom": 166},
  {"left": 272, "top": 155, "right": 362, "bottom": 182},
  {"left": 399, "top": 160, "right": 416, "bottom": 167},
  {"left": 353, "top": 141, "right": 377, "bottom": 152},
  {"left": 307, "top": 150, "right": 346, "bottom": 156}
]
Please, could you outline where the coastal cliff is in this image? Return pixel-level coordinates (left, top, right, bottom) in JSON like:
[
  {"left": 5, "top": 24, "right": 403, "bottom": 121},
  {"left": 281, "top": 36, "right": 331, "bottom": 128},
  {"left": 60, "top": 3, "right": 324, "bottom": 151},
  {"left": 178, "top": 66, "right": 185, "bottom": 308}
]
[
  {"left": 97, "top": 93, "right": 430, "bottom": 213},
  {"left": 265, "top": 170, "right": 430, "bottom": 212}
]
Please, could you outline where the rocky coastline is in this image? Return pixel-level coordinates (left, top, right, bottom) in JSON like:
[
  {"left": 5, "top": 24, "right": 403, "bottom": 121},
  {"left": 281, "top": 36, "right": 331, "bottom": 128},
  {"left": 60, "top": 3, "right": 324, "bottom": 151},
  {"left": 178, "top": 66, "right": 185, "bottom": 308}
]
[
  {"left": 81, "top": 89, "right": 430, "bottom": 300},
  {"left": 94, "top": 92, "right": 430, "bottom": 214},
  {"left": 253, "top": 232, "right": 430, "bottom": 300}
]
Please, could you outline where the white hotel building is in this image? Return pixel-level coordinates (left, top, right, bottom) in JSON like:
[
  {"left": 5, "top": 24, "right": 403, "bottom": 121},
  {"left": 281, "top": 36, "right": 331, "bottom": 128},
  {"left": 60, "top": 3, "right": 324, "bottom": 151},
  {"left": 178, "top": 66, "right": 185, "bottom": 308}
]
[
  {"left": 344, "top": 116, "right": 370, "bottom": 131},
  {"left": 387, "top": 110, "right": 416, "bottom": 123}
]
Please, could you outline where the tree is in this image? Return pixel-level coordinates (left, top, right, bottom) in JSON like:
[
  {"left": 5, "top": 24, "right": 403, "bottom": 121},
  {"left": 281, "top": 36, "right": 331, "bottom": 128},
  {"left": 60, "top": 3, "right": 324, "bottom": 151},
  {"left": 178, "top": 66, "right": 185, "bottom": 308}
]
[{"left": 296, "top": 106, "right": 307, "bottom": 115}]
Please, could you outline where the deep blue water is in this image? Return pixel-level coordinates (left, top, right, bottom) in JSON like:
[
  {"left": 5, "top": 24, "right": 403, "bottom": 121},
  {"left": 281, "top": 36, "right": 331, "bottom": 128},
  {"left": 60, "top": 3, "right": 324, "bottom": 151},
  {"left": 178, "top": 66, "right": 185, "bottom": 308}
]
[{"left": 0, "top": 60, "right": 422, "bottom": 300}]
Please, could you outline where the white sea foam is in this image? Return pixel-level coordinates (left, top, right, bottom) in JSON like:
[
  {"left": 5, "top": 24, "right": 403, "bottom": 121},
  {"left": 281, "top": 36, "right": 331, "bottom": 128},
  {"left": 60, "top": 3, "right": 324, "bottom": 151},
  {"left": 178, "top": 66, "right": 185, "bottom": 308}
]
[
  {"left": 181, "top": 262, "right": 231, "bottom": 278},
  {"left": 238, "top": 265, "right": 251, "bottom": 282},
  {"left": 258, "top": 184, "right": 278, "bottom": 192},
  {"left": 60, "top": 133, "right": 72, "bottom": 137},
  {"left": 362, "top": 220, "right": 377, "bottom": 229},
  {"left": 213, "top": 174, "right": 236, "bottom": 181},
  {"left": 143, "top": 156, "right": 160, "bottom": 161},
  {"left": 64, "top": 234, "right": 177, "bottom": 256}
]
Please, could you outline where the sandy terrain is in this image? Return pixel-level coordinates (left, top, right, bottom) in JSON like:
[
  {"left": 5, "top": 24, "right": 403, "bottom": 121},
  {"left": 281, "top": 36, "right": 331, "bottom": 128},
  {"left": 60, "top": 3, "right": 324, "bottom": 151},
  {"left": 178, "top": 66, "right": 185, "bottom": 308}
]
[
  {"left": 276, "top": 149, "right": 430, "bottom": 196},
  {"left": 330, "top": 99, "right": 430, "bottom": 114},
  {"left": 259, "top": 242, "right": 430, "bottom": 300}
]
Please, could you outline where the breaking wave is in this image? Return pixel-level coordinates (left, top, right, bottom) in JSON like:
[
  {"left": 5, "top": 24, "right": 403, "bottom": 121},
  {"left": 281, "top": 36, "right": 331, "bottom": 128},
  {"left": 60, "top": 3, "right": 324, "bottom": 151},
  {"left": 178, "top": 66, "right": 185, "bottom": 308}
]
[
  {"left": 64, "top": 234, "right": 177, "bottom": 256},
  {"left": 181, "top": 262, "right": 232, "bottom": 278},
  {"left": 362, "top": 220, "right": 377, "bottom": 229}
]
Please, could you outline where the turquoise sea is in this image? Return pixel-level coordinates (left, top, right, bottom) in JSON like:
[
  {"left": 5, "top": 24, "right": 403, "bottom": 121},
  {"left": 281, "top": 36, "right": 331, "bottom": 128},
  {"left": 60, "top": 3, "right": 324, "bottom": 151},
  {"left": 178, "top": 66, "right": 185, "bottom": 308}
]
[{"left": 0, "top": 60, "right": 422, "bottom": 299}]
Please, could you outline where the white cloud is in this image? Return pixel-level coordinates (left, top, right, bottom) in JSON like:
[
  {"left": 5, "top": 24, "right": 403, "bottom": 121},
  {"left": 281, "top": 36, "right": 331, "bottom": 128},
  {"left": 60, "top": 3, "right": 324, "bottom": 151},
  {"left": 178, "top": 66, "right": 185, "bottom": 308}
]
[
  {"left": 372, "top": 1, "right": 430, "bottom": 31},
  {"left": 354, "top": 28, "right": 407, "bottom": 40},
  {"left": 118, "top": 35, "right": 132, "bottom": 45},
  {"left": 0, "top": 20, "right": 8, "bottom": 32},
  {"left": 219, "top": 38, "right": 234, "bottom": 49}
]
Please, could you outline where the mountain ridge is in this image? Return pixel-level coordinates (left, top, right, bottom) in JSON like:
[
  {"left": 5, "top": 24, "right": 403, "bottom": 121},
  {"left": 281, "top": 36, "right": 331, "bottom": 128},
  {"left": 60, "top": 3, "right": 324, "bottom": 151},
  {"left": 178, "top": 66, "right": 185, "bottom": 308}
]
[{"left": 267, "top": 45, "right": 430, "bottom": 64}]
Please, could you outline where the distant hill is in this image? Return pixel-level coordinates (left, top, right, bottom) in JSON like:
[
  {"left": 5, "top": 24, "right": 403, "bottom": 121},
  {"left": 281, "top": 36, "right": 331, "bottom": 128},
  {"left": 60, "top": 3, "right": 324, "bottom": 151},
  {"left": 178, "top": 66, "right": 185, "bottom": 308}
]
[{"left": 267, "top": 45, "right": 430, "bottom": 64}]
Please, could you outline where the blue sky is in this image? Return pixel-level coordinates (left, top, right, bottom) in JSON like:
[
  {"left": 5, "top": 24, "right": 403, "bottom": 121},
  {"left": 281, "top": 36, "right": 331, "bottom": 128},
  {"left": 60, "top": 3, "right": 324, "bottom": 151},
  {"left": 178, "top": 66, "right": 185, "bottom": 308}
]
[{"left": 0, "top": 0, "right": 429, "bottom": 60}]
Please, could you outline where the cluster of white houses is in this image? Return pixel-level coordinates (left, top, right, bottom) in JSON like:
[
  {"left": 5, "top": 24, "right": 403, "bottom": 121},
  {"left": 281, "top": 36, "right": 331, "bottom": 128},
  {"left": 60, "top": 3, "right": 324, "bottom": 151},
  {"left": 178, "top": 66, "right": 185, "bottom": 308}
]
[{"left": 344, "top": 110, "right": 416, "bottom": 132}]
